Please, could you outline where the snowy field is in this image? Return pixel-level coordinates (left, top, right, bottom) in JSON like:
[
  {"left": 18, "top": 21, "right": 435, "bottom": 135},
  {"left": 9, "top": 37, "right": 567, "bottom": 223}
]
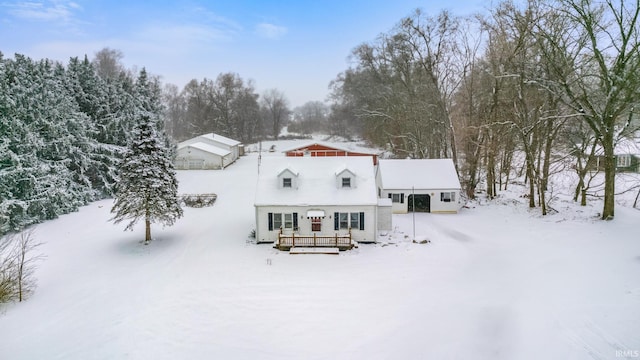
[{"left": 1, "top": 139, "right": 639, "bottom": 359}]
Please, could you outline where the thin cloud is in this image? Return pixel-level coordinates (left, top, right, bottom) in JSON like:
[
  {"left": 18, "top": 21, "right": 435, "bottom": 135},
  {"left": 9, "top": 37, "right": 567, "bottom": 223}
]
[
  {"left": 191, "top": 5, "right": 242, "bottom": 32},
  {"left": 138, "top": 23, "right": 234, "bottom": 44},
  {"left": 3, "top": 1, "right": 80, "bottom": 23},
  {"left": 255, "top": 22, "right": 287, "bottom": 39}
]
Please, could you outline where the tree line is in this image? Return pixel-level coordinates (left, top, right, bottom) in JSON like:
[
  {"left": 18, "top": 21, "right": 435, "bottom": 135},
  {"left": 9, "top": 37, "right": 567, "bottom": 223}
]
[
  {"left": 328, "top": 0, "right": 640, "bottom": 219},
  {"left": 0, "top": 50, "right": 166, "bottom": 235},
  {"left": 163, "top": 75, "right": 332, "bottom": 142}
]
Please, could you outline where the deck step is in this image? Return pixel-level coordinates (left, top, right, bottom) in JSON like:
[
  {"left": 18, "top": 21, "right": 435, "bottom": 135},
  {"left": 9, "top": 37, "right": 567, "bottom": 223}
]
[{"left": 289, "top": 247, "right": 340, "bottom": 255}]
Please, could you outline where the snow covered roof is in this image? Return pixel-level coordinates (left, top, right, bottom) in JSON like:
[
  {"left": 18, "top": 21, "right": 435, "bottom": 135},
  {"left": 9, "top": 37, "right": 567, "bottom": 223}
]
[
  {"left": 179, "top": 142, "right": 230, "bottom": 157},
  {"left": 200, "top": 133, "right": 241, "bottom": 147},
  {"left": 592, "top": 137, "right": 640, "bottom": 155},
  {"left": 278, "top": 165, "right": 299, "bottom": 177},
  {"left": 255, "top": 157, "right": 378, "bottom": 206},
  {"left": 378, "top": 159, "right": 461, "bottom": 190},
  {"left": 334, "top": 164, "right": 355, "bottom": 176},
  {"left": 614, "top": 137, "right": 640, "bottom": 155},
  {"left": 281, "top": 141, "right": 378, "bottom": 155}
]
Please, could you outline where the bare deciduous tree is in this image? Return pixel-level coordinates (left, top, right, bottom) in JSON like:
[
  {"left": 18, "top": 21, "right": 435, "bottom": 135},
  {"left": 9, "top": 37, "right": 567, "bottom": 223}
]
[
  {"left": 92, "top": 47, "right": 125, "bottom": 80},
  {"left": 261, "top": 89, "right": 290, "bottom": 140},
  {"left": 0, "top": 229, "right": 44, "bottom": 303},
  {"left": 540, "top": 0, "right": 640, "bottom": 219}
]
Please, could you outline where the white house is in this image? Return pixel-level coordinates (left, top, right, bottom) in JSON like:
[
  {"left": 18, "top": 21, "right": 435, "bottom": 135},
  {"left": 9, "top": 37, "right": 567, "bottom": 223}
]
[
  {"left": 175, "top": 133, "right": 242, "bottom": 170},
  {"left": 255, "top": 157, "right": 388, "bottom": 250},
  {"left": 376, "top": 159, "right": 462, "bottom": 214}
]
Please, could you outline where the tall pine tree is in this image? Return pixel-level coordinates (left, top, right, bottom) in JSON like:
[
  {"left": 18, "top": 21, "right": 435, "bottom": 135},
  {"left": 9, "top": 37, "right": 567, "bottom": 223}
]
[{"left": 110, "top": 115, "right": 182, "bottom": 243}]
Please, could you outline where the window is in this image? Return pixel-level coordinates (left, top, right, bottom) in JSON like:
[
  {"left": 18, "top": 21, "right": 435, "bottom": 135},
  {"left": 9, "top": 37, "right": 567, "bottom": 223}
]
[
  {"left": 335, "top": 212, "right": 365, "bottom": 230},
  {"left": 342, "top": 177, "right": 351, "bottom": 188},
  {"left": 269, "top": 212, "right": 296, "bottom": 230},
  {"left": 350, "top": 213, "right": 359, "bottom": 229},
  {"left": 283, "top": 178, "right": 292, "bottom": 188},
  {"left": 284, "top": 213, "right": 293, "bottom": 229},
  {"left": 617, "top": 155, "right": 631, "bottom": 167},
  {"left": 339, "top": 213, "right": 349, "bottom": 229},
  {"left": 440, "top": 192, "right": 456, "bottom": 202},
  {"left": 311, "top": 218, "right": 322, "bottom": 232},
  {"left": 273, "top": 213, "right": 282, "bottom": 229},
  {"left": 390, "top": 193, "right": 404, "bottom": 203}
]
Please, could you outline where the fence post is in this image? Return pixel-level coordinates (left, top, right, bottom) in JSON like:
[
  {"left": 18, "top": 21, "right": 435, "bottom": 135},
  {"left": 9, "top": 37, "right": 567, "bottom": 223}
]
[
  {"left": 292, "top": 232, "right": 295, "bottom": 247},
  {"left": 313, "top": 233, "right": 316, "bottom": 247},
  {"left": 278, "top": 228, "right": 282, "bottom": 249}
]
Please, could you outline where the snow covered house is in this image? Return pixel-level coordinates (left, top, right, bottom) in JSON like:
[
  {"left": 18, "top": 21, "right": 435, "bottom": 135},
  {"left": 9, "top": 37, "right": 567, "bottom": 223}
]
[
  {"left": 283, "top": 141, "right": 379, "bottom": 165},
  {"left": 592, "top": 138, "right": 640, "bottom": 173},
  {"left": 376, "top": 159, "right": 462, "bottom": 214},
  {"left": 255, "top": 157, "right": 389, "bottom": 250},
  {"left": 174, "top": 133, "right": 242, "bottom": 170}
]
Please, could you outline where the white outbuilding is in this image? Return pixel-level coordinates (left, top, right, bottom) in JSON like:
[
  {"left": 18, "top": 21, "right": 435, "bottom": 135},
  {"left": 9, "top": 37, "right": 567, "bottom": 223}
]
[
  {"left": 376, "top": 159, "right": 462, "bottom": 214},
  {"left": 174, "top": 133, "right": 242, "bottom": 170},
  {"left": 174, "top": 142, "right": 232, "bottom": 170}
]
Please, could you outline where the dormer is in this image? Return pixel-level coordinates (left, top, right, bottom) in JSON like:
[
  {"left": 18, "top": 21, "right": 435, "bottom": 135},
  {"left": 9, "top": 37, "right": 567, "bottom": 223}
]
[
  {"left": 277, "top": 166, "right": 299, "bottom": 189},
  {"left": 335, "top": 166, "right": 357, "bottom": 189}
]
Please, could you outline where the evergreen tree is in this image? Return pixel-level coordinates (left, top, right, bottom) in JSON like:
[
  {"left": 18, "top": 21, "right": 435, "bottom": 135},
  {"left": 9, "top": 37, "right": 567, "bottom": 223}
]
[
  {"left": 1, "top": 55, "right": 96, "bottom": 234},
  {"left": 110, "top": 115, "right": 182, "bottom": 244},
  {"left": 64, "top": 56, "right": 122, "bottom": 197}
]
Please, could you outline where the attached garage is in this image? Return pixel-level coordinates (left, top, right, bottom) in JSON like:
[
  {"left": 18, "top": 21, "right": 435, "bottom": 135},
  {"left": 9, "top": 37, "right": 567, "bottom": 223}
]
[
  {"left": 174, "top": 142, "right": 232, "bottom": 170},
  {"left": 376, "top": 159, "right": 462, "bottom": 214}
]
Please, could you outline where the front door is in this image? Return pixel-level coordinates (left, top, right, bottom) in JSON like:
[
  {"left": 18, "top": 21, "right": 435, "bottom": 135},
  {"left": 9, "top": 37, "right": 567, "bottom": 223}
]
[{"left": 311, "top": 217, "right": 322, "bottom": 232}]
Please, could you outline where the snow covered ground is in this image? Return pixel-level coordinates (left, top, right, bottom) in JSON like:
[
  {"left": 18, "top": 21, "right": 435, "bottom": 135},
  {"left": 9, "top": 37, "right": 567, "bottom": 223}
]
[{"left": 1, "top": 139, "right": 639, "bottom": 359}]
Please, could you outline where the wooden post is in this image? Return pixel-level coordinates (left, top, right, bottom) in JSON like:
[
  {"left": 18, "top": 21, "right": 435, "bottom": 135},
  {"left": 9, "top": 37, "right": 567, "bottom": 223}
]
[
  {"left": 278, "top": 228, "right": 282, "bottom": 249},
  {"left": 292, "top": 232, "right": 295, "bottom": 247},
  {"left": 334, "top": 234, "right": 338, "bottom": 247},
  {"left": 313, "top": 233, "right": 316, "bottom": 247}
]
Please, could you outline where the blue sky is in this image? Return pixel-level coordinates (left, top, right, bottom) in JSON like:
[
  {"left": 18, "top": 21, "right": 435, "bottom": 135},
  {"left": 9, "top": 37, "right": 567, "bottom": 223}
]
[{"left": 1, "top": 0, "right": 487, "bottom": 107}]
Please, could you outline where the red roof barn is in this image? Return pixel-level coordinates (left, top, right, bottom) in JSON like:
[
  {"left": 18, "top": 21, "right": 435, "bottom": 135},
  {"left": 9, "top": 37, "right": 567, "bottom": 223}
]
[{"left": 283, "top": 142, "right": 378, "bottom": 165}]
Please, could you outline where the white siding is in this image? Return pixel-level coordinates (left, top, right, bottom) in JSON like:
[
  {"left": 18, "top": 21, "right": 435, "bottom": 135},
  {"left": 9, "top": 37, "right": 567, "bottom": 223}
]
[
  {"left": 255, "top": 205, "right": 377, "bottom": 244},
  {"left": 175, "top": 146, "right": 226, "bottom": 170},
  {"left": 380, "top": 189, "right": 461, "bottom": 214},
  {"left": 377, "top": 198, "right": 392, "bottom": 231}
]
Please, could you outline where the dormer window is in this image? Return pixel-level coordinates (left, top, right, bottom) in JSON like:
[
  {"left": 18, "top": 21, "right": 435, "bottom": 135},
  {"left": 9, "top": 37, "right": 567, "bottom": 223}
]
[
  {"left": 278, "top": 166, "right": 299, "bottom": 189},
  {"left": 335, "top": 167, "right": 356, "bottom": 189}
]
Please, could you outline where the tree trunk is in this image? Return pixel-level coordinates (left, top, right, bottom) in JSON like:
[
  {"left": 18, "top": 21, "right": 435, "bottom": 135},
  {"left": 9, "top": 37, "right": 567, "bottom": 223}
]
[
  {"left": 145, "top": 216, "right": 151, "bottom": 243},
  {"left": 539, "top": 178, "right": 547, "bottom": 215},
  {"left": 526, "top": 159, "right": 536, "bottom": 208},
  {"left": 601, "top": 131, "right": 616, "bottom": 220},
  {"left": 486, "top": 138, "right": 496, "bottom": 199},
  {"left": 521, "top": 135, "right": 537, "bottom": 208},
  {"left": 574, "top": 175, "right": 584, "bottom": 203}
]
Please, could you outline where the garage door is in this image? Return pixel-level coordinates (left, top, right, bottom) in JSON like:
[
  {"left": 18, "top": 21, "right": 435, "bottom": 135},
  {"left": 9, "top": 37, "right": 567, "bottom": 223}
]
[{"left": 188, "top": 159, "right": 204, "bottom": 169}]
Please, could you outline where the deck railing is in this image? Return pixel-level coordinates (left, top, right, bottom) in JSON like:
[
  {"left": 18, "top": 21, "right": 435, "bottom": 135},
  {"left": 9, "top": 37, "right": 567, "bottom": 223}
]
[{"left": 277, "top": 230, "right": 352, "bottom": 249}]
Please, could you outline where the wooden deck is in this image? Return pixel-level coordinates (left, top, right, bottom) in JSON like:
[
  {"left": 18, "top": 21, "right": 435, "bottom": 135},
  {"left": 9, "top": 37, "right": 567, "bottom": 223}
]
[{"left": 275, "top": 231, "right": 354, "bottom": 251}]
